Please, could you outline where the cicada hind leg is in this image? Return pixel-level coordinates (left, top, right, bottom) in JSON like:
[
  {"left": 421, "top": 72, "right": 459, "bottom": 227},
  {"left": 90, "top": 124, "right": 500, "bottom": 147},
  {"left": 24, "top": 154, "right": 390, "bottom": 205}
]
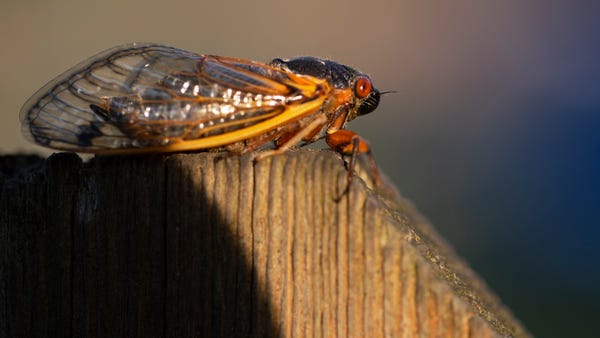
[
  {"left": 224, "top": 129, "right": 280, "bottom": 154},
  {"left": 252, "top": 115, "right": 329, "bottom": 161}
]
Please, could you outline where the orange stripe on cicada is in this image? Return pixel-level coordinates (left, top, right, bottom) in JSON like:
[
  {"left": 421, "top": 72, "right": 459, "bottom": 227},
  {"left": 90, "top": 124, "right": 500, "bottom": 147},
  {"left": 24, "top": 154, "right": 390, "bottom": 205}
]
[{"left": 20, "top": 43, "right": 382, "bottom": 186}]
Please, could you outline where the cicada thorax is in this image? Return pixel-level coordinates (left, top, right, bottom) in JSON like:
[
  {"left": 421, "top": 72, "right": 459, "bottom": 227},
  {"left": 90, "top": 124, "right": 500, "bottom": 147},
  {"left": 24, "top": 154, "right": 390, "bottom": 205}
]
[{"left": 269, "top": 55, "right": 381, "bottom": 139}]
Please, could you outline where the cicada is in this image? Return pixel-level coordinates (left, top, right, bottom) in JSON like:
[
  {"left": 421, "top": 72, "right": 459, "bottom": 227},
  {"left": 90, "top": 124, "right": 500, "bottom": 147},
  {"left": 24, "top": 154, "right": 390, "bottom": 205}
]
[{"left": 20, "top": 43, "right": 381, "bottom": 181}]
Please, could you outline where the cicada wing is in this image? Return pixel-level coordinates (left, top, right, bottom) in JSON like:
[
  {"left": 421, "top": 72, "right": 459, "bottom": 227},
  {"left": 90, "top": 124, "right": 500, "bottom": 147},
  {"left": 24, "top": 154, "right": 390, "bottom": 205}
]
[{"left": 19, "top": 43, "right": 312, "bottom": 153}]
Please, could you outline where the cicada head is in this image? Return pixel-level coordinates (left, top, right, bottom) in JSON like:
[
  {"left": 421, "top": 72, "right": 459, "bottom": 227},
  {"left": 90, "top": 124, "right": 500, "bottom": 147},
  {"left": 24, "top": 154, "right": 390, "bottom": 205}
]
[{"left": 269, "top": 57, "right": 380, "bottom": 122}]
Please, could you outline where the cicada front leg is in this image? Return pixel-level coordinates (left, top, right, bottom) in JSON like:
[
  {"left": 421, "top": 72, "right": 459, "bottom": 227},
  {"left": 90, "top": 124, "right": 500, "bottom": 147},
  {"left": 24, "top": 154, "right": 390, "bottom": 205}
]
[{"left": 326, "top": 129, "right": 381, "bottom": 193}]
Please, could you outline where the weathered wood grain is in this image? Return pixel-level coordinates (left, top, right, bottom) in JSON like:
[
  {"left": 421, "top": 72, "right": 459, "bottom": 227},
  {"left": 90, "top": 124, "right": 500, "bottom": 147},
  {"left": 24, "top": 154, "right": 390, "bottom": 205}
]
[{"left": 0, "top": 150, "right": 530, "bottom": 337}]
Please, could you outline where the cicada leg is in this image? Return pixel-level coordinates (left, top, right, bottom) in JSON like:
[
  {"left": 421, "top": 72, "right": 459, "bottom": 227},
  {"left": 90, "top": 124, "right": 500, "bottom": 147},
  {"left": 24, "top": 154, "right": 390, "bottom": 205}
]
[
  {"left": 252, "top": 115, "right": 328, "bottom": 161},
  {"left": 326, "top": 129, "right": 381, "bottom": 193},
  {"left": 224, "top": 129, "right": 278, "bottom": 154}
]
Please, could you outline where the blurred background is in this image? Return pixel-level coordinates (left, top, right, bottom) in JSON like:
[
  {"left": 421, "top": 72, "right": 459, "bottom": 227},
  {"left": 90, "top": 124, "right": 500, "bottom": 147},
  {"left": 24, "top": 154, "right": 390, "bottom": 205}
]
[{"left": 2, "top": 0, "right": 598, "bottom": 336}]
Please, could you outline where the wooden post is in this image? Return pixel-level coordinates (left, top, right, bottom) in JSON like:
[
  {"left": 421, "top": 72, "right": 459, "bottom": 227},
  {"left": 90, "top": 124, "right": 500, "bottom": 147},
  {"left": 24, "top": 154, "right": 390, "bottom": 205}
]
[{"left": 0, "top": 151, "right": 530, "bottom": 337}]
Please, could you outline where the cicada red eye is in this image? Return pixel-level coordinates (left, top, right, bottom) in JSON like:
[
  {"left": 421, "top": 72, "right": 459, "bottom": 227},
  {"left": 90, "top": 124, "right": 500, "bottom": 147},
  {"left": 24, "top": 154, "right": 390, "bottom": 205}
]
[{"left": 354, "top": 76, "right": 372, "bottom": 99}]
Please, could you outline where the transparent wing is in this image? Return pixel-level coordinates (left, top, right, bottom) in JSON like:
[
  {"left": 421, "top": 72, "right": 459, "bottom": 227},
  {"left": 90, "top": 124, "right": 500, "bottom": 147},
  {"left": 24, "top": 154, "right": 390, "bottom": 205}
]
[{"left": 20, "top": 43, "right": 313, "bottom": 152}]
